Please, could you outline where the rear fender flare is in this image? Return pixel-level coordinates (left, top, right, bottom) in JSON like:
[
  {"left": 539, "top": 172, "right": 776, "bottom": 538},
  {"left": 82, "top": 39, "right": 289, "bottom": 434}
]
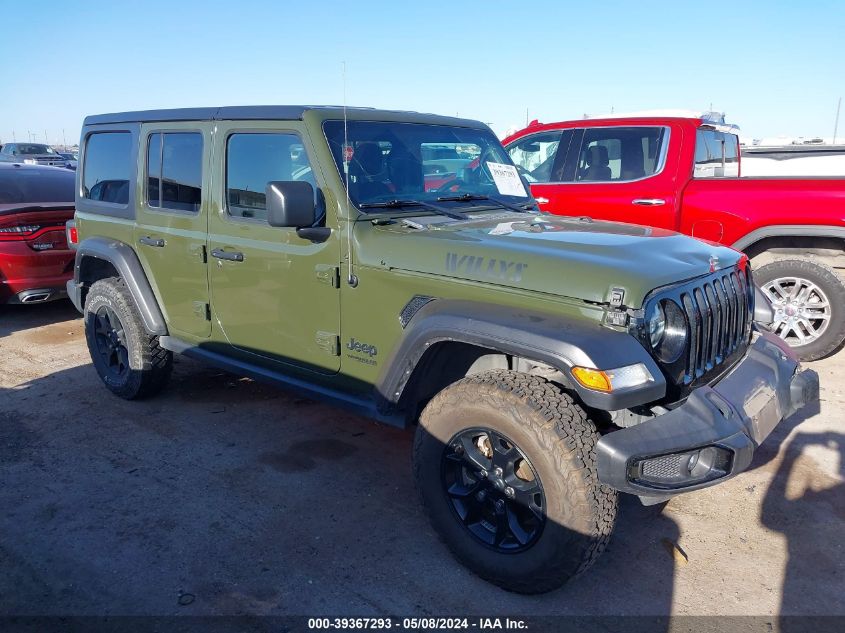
[
  {"left": 73, "top": 237, "right": 167, "bottom": 335},
  {"left": 733, "top": 225, "right": 845, "bottom": 253}
]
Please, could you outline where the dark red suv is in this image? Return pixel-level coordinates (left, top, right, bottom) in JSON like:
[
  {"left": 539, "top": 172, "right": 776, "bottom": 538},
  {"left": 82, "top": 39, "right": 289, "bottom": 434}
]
[{"left": 0, "top": 162, "right": 76, "bottom": 304}]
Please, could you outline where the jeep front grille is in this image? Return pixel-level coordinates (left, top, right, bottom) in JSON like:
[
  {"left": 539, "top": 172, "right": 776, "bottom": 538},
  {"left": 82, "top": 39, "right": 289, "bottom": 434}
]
[
  {"left": 680, "top": 268, "right": 752, "bottom": 382},
  {"left": 640, "top": 266, "right": 755, "bottom": 398}
]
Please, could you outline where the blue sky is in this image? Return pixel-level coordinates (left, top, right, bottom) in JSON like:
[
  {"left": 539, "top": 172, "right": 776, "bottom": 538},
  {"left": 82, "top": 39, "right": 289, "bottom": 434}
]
[{"left": 1, "top": 0, "right": 842, "bottom": 145}]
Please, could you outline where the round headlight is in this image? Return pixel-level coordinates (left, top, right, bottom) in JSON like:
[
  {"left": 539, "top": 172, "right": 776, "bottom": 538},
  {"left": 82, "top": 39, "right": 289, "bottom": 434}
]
[
  {"left": 648, "top": 302, "right": 665, "bottom": 347},
  {"left": 648, "top": 299, "right": 687, "bottom": 363}
]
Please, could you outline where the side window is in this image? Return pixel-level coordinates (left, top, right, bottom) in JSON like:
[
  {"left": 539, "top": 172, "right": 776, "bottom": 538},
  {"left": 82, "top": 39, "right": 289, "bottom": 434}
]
[
  {"left": 146, "top": 132, "right": 203, "bottom": 212},
  {"left": 226, "top": 132, "right": 317, "bottom": 221},
  {"left": 694, "top": 130, "right": 739, "bottom": 178},
  {"left": 506, "top": 131, "right": 564, "bottom": 183},
  {"left": 575, "top": 127, "right": 667, "bottom": 182},
  {"left": 83, "top": 132, "right": 132, "bottom": 204}
]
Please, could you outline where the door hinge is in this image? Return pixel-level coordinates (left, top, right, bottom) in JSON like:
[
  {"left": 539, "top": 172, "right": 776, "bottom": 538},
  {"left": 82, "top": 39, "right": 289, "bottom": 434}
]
[
  {"left": 190, "top": 243, "right": 207, "bottom": 263},
  {"left": 193, "top": 301, "right": 211, "bottom": 321},
  {"left": 315, "top": 331, "right": 340, "bottom": 356},
  {"left": 315, "top": 264, "right": 340, "bottom": 288}
]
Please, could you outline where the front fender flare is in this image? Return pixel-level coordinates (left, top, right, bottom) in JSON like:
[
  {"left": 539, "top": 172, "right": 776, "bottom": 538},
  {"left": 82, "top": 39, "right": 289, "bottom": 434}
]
[
  {"left": 376, "top": 299, "right": 666, "bottom": 411},
  {"left": 71, "top": 236, "right": 167, "bottom": 335}
]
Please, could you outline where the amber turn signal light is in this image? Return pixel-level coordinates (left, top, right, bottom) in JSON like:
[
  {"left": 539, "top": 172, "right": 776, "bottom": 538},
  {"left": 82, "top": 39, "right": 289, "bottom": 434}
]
[{"left": 571, "top": 367, "right": 612, "bottom": 392}]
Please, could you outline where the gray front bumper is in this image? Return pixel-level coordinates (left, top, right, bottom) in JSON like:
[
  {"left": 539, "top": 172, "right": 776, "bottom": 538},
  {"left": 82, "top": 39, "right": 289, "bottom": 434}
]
[{"left": 596, "top": 332, "right": 819, "bottom": 497}]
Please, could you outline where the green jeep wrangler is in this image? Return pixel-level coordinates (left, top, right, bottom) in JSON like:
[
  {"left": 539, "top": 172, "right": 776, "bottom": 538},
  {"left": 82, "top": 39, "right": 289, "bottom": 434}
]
[{"left": 67, "top": 106, "right": 818, "bottom": 593}]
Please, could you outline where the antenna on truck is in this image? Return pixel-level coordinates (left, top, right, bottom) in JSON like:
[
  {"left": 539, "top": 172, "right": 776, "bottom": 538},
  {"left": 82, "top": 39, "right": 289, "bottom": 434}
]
[{"left": 343, "top": 61, "right": 358, "bottom": 288}]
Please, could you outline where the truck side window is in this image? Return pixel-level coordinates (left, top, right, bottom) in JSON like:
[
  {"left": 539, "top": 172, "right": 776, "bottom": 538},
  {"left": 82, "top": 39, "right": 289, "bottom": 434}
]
[
  {"left": 506, "top": 131, "right": 566, "bottom": 183},
  {"left": 226, "top": 133, "right": 317, "bottom": 222},
  {"left": 146, "top": 132, "right": 203, "bottom": 212},
  {"left": 83, "top": 132, "right": 132, "bottom": 205},
  {"left": 574, "top": 127, "right": 667, "bottom": 182},
  {"left": 694, "top": 130, "right": 739, "bottom": 178}
]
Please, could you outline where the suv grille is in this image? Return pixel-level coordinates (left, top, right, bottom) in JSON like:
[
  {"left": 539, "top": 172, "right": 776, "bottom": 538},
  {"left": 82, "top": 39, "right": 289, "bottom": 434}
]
[
  {"left": 640, "top": 266, "right": 754, "bottom": 398},
  {"left": 680, "top": 268, "right": 752, "bottom": 382}
]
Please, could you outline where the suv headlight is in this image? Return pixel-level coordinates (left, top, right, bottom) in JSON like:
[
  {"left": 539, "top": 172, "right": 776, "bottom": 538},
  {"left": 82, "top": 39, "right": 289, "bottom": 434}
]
[{"left": 647, "top": 299, "right": 687, "bottom": 363}]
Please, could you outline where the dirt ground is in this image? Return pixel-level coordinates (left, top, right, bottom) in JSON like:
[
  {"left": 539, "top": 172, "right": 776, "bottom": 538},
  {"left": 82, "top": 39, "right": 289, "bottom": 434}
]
[{"left": 0, "top": 300, "right": 842, "bottom": 618}]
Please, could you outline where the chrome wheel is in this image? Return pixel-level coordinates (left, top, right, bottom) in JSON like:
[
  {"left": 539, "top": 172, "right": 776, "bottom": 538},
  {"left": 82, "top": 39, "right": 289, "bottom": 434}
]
[{"left": 762, "top": 276, "right": 831, "bottom": 347}]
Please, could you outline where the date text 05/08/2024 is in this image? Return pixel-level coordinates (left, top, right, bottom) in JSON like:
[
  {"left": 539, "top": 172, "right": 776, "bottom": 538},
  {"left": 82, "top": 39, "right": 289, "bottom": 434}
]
[{"left": 307, "top": 617, "right": 528, "bottom": 630}]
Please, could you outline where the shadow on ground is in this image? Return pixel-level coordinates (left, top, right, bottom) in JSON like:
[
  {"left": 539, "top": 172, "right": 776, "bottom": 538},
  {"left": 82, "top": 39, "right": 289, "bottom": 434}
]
[
  {"left": 762, "top": 429, "right": 844, "bottom": 626},
  {"left": 0, "top": 354, "right": 679, "bottom": 619},
  {"left": 0, "top": 300, "right": 80, "bottom": 338}
]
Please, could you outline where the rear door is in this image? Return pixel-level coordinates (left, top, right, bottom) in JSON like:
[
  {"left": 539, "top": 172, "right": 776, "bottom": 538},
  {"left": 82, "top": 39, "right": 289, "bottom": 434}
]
[
  {"left": 207, "top": 122, "right": 341, "bottom": 374},
  {"left": 134, "top": 123, "right": 212, "bottom": 338},
  {"left": 535, "top": 125, "right": 679, "bottom": 229}
]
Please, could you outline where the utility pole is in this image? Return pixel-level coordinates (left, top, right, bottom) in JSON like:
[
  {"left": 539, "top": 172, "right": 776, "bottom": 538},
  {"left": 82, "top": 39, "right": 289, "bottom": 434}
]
[
  {"left": 63, "top": 129, "right": 67, "bottom": 147},
  {"left": 44, "top": 130, "right": 48, "bottom": 144},
  {"left": 834, "top": 97, "right": 842, "bottom": 145},
  {"left": 27, "top": 130, "right": 32, "bottom": 142}
]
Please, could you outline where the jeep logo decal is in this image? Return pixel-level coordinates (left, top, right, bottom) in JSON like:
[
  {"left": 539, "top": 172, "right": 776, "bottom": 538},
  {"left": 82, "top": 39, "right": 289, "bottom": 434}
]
[
  {"left": 346, "top": 338, "right": 378, "bottom": 357},
  {"left": 446, "top": 252, "right": 528, "bottom": 283}
]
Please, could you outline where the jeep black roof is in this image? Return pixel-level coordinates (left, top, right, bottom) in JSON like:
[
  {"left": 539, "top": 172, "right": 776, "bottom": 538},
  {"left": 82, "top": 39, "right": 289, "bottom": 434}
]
[{"left": 83, "top": 106, "right": 488, "bottom": 129}]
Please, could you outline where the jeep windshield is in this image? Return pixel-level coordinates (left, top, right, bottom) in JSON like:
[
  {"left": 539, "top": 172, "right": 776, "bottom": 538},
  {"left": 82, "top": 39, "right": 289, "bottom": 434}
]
[{"left": 324, "top": 120, "right": 533, "bottom": 212}]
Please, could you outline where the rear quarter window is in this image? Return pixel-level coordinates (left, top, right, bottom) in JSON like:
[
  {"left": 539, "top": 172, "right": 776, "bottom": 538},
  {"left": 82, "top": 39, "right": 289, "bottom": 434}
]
[
  {"left": 83, "top": 132, "right": 133, "bottom": 205},
  {"left": 694, "top": 130, "right": 739, "bottom": 177}
]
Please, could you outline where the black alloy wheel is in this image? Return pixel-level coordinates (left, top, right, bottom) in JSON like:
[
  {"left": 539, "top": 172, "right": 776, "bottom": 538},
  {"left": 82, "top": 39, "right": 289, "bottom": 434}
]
[
  {"left": 441, "top": 427, "right": 545, "bottom": 552},
  {"left": 92, "top": 305, "right": 130, "bottom": 381}
]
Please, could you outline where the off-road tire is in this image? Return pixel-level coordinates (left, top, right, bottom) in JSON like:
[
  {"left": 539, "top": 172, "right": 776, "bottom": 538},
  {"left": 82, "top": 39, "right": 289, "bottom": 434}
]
[
  {"left": 413, "top": 370, "right": 617, "bottom": 594},
  {"left": 84, "top": 277, "right": 172, "bottom": 399},
  {"left": 755, "top": 258, "right": 845, "bottom": 361}
]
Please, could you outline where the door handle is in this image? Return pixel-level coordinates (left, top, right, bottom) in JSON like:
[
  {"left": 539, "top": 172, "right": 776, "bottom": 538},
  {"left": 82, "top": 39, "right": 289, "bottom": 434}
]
[
  {"left": 211, "top": 248, "right": 244, "bottom": 262},
  {"left": 632, "top": 198, "right": 666, "bottom": 206},
  {"left": 139, "top": 236, "right": 165, "bottom": 247},
  {"left": 535, "top": 197, "right": 549, "bottom": 205}
]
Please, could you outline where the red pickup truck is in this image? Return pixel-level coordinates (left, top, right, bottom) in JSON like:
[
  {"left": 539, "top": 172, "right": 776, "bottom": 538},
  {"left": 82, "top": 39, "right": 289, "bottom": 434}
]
[{"left": 502, "top": 114, "right": 845, "bottom": 361}]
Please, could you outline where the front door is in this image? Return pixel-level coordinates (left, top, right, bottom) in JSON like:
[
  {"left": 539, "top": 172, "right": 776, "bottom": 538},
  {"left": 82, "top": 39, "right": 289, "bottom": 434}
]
[
  {"left": 506, "top": 129, "right": 573, "bottom": 213},
  {"left": 134, "top": 123, "right": 211, "bottom": 338},
  {"left": 208, "top": 123, "right": 341, "bottom": 374}
]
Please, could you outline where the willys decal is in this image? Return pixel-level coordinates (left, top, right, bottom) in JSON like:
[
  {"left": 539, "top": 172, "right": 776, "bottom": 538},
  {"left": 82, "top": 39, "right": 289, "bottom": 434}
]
[{"left": 446, "top": 252, "right": 528, "bottom": 283}]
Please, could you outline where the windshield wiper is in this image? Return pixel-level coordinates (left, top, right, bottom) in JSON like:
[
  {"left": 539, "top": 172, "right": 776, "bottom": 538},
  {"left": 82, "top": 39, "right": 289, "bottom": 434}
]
[
  {"left": 358, "top": 199, "right": 469, "bottom": 221},
  {"left": 436, "top": 193, "right": 536, "bottom": 214}
]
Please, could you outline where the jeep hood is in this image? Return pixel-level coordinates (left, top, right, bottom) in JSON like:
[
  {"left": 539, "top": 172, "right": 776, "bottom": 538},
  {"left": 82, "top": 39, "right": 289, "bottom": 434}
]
[{"left": 358, "top": 213, "right": 743, "bottom": 307}]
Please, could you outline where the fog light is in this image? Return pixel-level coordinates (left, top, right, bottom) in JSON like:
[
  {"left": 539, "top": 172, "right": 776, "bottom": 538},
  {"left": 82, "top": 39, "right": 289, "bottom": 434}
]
[{"left": 631, "top": 446, "right": 732, "bottom": 489}]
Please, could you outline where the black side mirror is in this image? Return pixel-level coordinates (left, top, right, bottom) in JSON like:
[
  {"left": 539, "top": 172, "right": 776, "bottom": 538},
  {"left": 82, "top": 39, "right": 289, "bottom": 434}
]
[
  {"left": 266, "top": 181, "right": 331, "bottom": 242},
  {"left": 266, "top": 181, "right": 315, "bottom": 228}
]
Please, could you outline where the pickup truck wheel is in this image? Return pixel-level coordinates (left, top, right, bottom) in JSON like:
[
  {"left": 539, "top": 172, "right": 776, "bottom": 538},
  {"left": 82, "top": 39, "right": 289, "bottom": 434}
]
[
  {"left": 84, "top": 277, "right": 173, "bottom": 399},
  {"left": 755, "top": 258, "right": 845, "bottom": 361},
  {"left": 413, "top": 370, "right": 617, "bottom": 594}
]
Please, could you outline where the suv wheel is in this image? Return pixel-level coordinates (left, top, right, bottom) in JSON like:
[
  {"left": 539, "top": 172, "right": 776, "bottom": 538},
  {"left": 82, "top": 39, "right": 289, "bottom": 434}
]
[
  {"left": 755, "top": 258, "right": 845, "bottom": 361},
  {"left": 413, "top": 370, "right": 617, "bottom": 594},
  {"left": 84, "top": 277, "right": 173, "bottom": 399}
]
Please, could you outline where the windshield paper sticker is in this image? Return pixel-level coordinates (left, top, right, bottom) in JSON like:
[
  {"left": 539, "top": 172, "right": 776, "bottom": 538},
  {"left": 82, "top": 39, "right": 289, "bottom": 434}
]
[{"left": 486, "top": 162, "right": 528, "bottom": 197}]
